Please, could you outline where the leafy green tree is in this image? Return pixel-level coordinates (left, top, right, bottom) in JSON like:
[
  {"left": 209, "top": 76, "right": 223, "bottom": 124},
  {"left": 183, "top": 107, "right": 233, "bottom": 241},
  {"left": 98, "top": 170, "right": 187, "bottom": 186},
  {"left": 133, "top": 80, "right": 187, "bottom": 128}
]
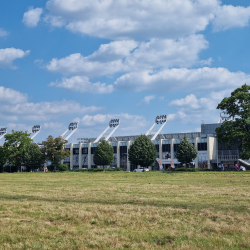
[
  {"left": 3, "top": 130, "right": 33, "bottom": 171},
  {"left": 216, "top": 84, "right": 250, "bottom": 159},
  {"left": 40, "top": 135, "right": 70, "bottom": 172},
  {"left": 176, "top": 136, "right": 197, "bottom": 170},
  {"left": 23, "top": 143, "right": 44, "bottom": 172},
  {"left": 0, "top": 146, "right": 7, "bottom": 173},
  {"left": 93, "top": 140, "right": 114, "bottom": 170},
  {"left": 128, "top": 134, "right": 157, "bottom": 169}
]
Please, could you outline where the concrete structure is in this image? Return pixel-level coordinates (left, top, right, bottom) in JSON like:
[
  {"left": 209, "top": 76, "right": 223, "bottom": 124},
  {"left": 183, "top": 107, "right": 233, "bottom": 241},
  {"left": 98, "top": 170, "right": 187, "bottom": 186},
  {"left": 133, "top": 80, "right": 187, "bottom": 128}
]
[{"left": 62, "top": 123, "right": 241, "bottom": 171}]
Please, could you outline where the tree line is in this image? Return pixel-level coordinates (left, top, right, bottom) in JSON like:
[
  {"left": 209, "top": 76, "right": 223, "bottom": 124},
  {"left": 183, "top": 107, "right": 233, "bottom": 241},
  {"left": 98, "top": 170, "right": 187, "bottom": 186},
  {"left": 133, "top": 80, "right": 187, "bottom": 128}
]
[{"left": 0, "top": 132, "right": 70, "bottom": 172}]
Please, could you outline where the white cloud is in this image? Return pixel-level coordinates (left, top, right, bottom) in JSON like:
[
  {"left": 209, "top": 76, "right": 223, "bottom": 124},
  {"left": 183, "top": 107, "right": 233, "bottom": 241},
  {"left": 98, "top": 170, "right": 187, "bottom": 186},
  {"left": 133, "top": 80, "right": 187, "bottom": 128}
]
[
  {"left": 213, "top": 5, "right": 250, "bottom": 31},
  {"left": 49, "top": 76, "right": 114, "bottom": 94},
  {"left": 6, "top": 123, "right": 32, "bottom": 133},
  {"left": 115, "top": 67, "right": 250, "bottom": 93},
  {"left": 45, "top": 0, "right": 219, "bottom": 40},
  {"left": 0, "top": 86, "right": 28, "bottom": 104},
  {"left": 0, "top": 28, "right": 9, "bottom": 37},
  {"left": 170, "top": 94, "right": 203, "bottom": 109},
  {"left": 168, "top": 90, "right": 232, "bottom": 124},
  {"left": 46, "top": 35, "right": 209, "bottom": 76},
  {"left": 43, "top": 122, "right": 64, "bottom": 129},
  {"left": 0, "top": 48, "right": 30, "bottom": 68},
  {"left": 76, "top": 113, "right": 148, "bottom": 137},
  {"left": 124, "top": 35, "right": 209, "bottom": 70},
  {"left": 138, "top": 95, "right": 155, "bottom": 105},
  {"left": 23, "top": 7, "right": 43, "bottom": 27},
  {"left": 1, "top": 100, "right": 102, "bottom": 121},
  {"left": 46, "top": 40, "right": 138, "bottom": 76}
]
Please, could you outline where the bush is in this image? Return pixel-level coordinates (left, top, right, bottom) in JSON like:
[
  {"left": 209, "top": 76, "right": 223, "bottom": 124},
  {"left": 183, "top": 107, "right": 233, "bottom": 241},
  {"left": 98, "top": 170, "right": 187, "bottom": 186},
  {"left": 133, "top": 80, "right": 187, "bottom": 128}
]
[{"left": 58, "top": 164, "right": 69, "bottom": 171}]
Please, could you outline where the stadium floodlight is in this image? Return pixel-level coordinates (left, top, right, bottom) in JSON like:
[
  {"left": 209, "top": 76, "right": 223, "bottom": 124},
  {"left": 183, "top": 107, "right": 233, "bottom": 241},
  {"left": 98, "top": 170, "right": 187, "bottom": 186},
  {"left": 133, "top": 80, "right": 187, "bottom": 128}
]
[
  {"left": 145, "top": 115, "right": 167, "bottom": 140},
  {"left": 0, "top": 127, "right": 7, "bottom": 141},
  {"left": 93, "top": 119, "right": 120, "bottom": 143},
  {"left": 31, "top": 125, "right": 41, "bottom": 140},
  {"left": 61, "top": 122, "right": 78, "bottom": 142},
  {"left": 217, "top": 111, "right": 233, "bottom": 123}
]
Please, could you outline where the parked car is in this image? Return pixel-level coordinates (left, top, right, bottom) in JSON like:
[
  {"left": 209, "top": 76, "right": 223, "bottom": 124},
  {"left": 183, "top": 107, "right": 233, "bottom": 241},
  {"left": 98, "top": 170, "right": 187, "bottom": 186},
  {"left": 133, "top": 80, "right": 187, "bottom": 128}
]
[{"left": 133, "top": 168, "right": 149, "bottom": 172}]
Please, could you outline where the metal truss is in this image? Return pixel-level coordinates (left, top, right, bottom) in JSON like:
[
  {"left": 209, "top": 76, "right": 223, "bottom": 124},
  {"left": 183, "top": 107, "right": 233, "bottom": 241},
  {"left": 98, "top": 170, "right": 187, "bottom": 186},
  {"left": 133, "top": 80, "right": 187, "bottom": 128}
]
[
  {"left": 146, "top": 115, "right": 167, "bottom": 141},
  {"left": 61, "top": 122, "right": 78, "bottom": 142},
  {"left": 31, "top": 125, "right": 41, "bottom": 141},
  {"left": 93, "top": 119, "right": 120, "bottom": 143}
]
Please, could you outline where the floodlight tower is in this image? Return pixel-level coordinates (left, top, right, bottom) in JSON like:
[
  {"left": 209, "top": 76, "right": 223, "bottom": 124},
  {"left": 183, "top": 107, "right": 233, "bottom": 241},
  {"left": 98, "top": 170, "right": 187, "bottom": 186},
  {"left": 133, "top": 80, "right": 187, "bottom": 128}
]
[
  {"left": 145, "top": 115, "right": 167, "bottom": 140},
  {"left": 93, "top": 119, "right": 120, "bottom": 143},
  {"left": 31, "top": 125, "right": 41, "bottom": 141},
  {"left": 0, "top": 127, "right": 7, "bottom": 142},
  {"left": 61, "top": 122, "right": 78, "bottom": 142},
  {"left": 217, "top": 111, "right": 233, "bottom": 123}
]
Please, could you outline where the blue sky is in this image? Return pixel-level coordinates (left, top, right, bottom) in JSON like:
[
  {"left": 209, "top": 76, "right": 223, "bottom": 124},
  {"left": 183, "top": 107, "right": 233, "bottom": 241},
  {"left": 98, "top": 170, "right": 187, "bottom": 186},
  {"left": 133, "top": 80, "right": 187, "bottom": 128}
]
[{"left": 1, "top": 0, "right": 250, "bottom": 143}]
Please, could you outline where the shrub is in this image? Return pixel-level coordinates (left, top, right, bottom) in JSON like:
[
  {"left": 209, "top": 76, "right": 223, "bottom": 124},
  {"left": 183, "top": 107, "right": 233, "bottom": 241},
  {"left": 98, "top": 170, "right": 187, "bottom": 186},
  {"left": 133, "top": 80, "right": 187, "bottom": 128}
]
[{"left": 58, "top": 164, "right": 69, "bottom": 171}]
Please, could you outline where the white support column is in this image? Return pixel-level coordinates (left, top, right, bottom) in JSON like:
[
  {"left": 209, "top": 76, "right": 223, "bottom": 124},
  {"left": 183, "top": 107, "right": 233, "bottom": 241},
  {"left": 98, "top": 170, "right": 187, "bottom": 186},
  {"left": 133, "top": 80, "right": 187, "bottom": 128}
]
[
  {"left": 117, "top": 141, "right": 120, "bottom": 168},
  {"left": 70, "top": 143, "right": 73, "bottom": 170},
  {"left": 127, "top": 141, "right": 131, "bottom": 172},
  {"left": 79, "top": 143, "right": 82, "bottom": 169},
  {"left": 159, "top": 139, "right": 163, "bottom": 160},
  {"left": 195, "top": 137, "right": 199, "bottom": 169},
  {"left": 171, "top": 139, "right": 174, "bottom": 161},
  {"left": 88, "top": 142, "right": 91, "bottom": 169}
]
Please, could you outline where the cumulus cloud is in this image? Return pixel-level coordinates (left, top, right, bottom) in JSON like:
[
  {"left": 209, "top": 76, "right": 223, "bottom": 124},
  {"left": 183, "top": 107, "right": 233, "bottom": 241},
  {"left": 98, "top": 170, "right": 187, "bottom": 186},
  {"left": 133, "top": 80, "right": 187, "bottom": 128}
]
[
  {"left": 23, "top": 7, "right": 43, "bottom": 27},
  {"left": 0, "top": 88, "right": 103, "bottom": 121},
  {"left": 76, "top": 113, "right": 147, "bottom": 137},
  {"left": 1, "top": 100, "right": 102, "bottom": 121},
  {"left": 0, "top": 28, "right": 9, "bottom": 37},
  {"left": 46, "top": 40, "right": 138, "bottom": 76},
  {"left": 43, "top": 122, "right": 64, "bottom": 129},
  {"left": 44, "top": 0, "right": 218, "bottom": 40},
  {"left": 49, "top": 76, "right": 114, "bottom": 94},
  {"left": 213, "top": 5, "right": 250, "bottom": 31},
  {"left": 46, "top": 36, "right": 209, "bottom": 75},
  {"left": 168, "top": 90, "right": 232, "bottom": 124},
  {"left": 115, "top": 67, "right": 250, "bottom": 93},
  {"left": 0, "top": 48, "right": 30, "bottom": 68},
  {"left": 138, "top": 95, "right": 155, "bottom": 105},
  {"left": 0, "top": 86, "right": 28, "bottom": 104},
  {"left": 6, "top": 123, "right": 32, "bottom": 133},
  {"left": 44, "top": 0, "right": 250, "bottom": 39}
]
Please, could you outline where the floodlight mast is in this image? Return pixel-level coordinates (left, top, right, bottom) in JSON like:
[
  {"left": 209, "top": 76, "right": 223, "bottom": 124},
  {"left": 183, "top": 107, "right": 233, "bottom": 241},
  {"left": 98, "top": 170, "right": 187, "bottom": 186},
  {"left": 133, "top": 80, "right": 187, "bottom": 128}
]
[
  {"left": 31, "top": 125, "right": 41, "bottom": 140},
  {"left": 217, "top": 111, "right": 233, "bottom": 123},
  {"left": 0, "top": 127, "right": 7, "bottom": 141},
  {"left": 61, "top": 122, "right": 78, "bottom": 142},
  {"left": 93, "top": 119, "right": 120, "bottom": 143},
  {"left": 146, "top": 115, "right": 167, "bottom": 141}
]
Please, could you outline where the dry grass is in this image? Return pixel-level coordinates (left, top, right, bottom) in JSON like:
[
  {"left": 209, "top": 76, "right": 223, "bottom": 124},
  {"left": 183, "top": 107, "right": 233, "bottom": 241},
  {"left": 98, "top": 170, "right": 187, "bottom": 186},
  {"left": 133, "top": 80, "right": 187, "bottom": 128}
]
[{"left": 0, "top": 171, "right": 250, "bottom": 249}]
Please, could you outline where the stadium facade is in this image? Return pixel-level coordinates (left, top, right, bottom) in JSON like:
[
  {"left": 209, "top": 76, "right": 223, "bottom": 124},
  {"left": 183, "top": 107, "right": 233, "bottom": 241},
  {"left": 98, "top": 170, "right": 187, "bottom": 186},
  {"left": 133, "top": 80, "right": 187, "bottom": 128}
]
[{"left": 57, "top": 122, "right": 241, "bottom": 171}]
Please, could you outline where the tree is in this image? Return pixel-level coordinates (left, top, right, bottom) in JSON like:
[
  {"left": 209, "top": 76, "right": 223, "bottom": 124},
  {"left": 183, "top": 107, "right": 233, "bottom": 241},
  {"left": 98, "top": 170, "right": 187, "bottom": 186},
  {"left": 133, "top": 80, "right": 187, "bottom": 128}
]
[
  {"left": 0, "top": 146, "right": 7, "bottom": 173},
  {"left": 216, "top": 84, "right": 250, "bottom": 159},
  {"left": 176, "top": 136, "right": 197, "bottom": 170},
  {"left": 128, "top": 134, "right": 157, "bottom": 169},
  {"left": 3, "top": 130, "right": 33, "bottom": 171},
  {"left": 40, "top": 135, "right": 70, "bottom": 172},
  {"left": 23, "top": 143, "right": 44, "bottom": 172},
  {"left": 93, "top": 140, "right": 114, "bottom": 170}
]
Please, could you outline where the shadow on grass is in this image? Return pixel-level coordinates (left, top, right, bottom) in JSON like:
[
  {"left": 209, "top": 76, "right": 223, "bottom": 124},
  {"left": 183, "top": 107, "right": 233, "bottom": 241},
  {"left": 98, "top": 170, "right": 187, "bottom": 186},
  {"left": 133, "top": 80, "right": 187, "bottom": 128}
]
[{"left": 0, "top": 193, "right": 249, "bottom": 213}]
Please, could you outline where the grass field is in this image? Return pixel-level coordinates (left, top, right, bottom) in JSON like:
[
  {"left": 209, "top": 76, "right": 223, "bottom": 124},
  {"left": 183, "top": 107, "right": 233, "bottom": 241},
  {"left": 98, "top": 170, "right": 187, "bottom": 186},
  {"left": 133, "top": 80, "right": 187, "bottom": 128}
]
[{"left": 0, "top": 171, "right": 250, "bottom": 250}]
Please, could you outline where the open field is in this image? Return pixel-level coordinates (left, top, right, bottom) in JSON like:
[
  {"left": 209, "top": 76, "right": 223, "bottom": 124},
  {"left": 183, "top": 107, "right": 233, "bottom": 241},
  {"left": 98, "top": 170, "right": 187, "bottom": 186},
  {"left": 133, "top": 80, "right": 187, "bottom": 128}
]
[{"left": 0, "top": 171, "right": 250, "bottom": 250}]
